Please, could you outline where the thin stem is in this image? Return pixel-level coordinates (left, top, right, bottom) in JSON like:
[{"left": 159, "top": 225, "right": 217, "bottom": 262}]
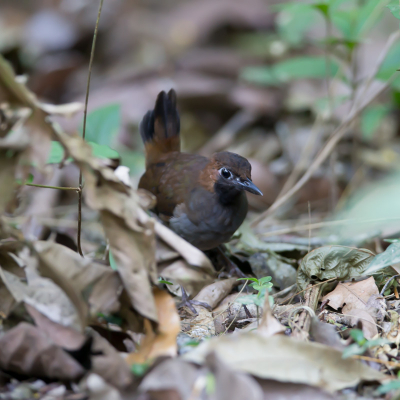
[
  {"left": 77, "top": 0, "right": 104, "bottom": 257},
  {"left": 26, "top": 183, "right": 80, "bottom": 191},
  {"left": 324, "top": 14, "right": 333, "bottom": 117}
]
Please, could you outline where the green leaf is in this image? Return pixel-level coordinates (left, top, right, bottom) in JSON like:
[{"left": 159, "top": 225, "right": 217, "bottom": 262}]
[
  {"left": 46, "top": 141, "right": 119, "bottom": 164},
  {"left": 384, "top": 238, "right": 400, "bottom": 243},
  {"left": 363, "top": 242, "right": 400, "bottom": 275},
  {"left": 377, "top": 41, "right": 400, "bottom": 81},
  {"left": 387, "top": 0, "right": 400, "bottom": 20},
  {"left": 276, "top": 3, "right": 317, "bottom": 46},
  {"left": 158, "top": 279, "right": 173, "bottom": 285},
  {"left": 361, "top": 105, "right": 389, "bottom": 141},
  {"left": 342, "top": 343, "right": 364, "bottom": 358},
  {"left": 297, "top": 246, "right": 375, "bottom": 290},
  {"left": 80, "top": 104, "right": 121, "bottom": 146},
  {"left": 376, "top": 380, "right": 400, "bottom": 395},
  {"left": 109, "top": 251, "right": 117, "bottom": 271},
  {"left": 47, "top": 141, "right": 65, "bottom": 164},
  {"left": 131, "top": 362, "right": 150, "bottom": 377},
  {"left": 237, "top": 277, "right": 259, "bottom": 282},
  {"left": 350, "top": 329, "right": 365, "bottom": 345},
  {"left": 16, "top": 173, "right": 34, "bottom": 185},
  {"left": 87, "top": 141, "right": 119, "bottom": 160},
  {"left": 242, "top": 56, "right": 339, "bottom": 86},
  {"left": 258, "top": 276, "right": 272, "bottom": 284}
]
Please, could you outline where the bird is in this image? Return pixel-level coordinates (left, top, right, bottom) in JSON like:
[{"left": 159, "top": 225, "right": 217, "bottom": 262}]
[{"left": 138, "top": 89, "right": 263, "bottom": 252}]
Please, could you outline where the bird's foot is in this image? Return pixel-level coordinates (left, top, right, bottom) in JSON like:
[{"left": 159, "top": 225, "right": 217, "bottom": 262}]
[{"left": 177, "top": 285, "right": 212, "bottom": 316}]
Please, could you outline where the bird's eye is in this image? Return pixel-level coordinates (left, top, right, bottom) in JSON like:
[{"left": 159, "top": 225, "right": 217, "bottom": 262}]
[{"left": 220, "top": 168, "right": 232, "bottom": 179}]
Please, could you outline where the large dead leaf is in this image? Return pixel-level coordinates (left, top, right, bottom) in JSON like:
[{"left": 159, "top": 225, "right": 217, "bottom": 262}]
[
  {"left": 53, "top": 128, "right": 158, "bottom": 322},
  {"left": 183, "top": 333, "right": 385, "bottom": 392},
  {"left": 126, "top": 288, "right": 181, "bottom": 366},
  {"left": 297, "top": 246, "right": 374, "bottom": 290},
  {"left": 0, "top": 323, "right": 85, "bottom": 380},
  {"left": 34, "top": 241, "right": 122, "bottom": 315}
]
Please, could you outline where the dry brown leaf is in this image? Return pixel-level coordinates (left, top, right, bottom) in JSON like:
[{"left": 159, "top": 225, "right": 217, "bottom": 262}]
[
  {"left": 34, "top": 241, "right": 122, "bottom": 315},
  {"left": 193, "top": 278, "right": 238, "bottom": 309},
  {"left": 26, "top": 304, "right": 86, "bottom": 350},
  {"left": 126, "top": 288, "right": 181, "bottom": 366},
  {"left": 0, "top": 322, "right": 85, "bottom": 380},
  {"left": 0, "top": 267, "right": 82, "bottom": 331},
  {"left": 257, "top": 295, "right": 285, "bottom": 338},
  {"left": 160, "top": 259, "right": 214, "bottom": 297},
  {"left": 53, "top": 129, "right": 158, "bottom": 322},
  {"left": 322, "top": 277, "right": 379, "bottom": 312},
  {"left": 183, "top": 333, "right": 386, "bottom": 392},
  {"left": 345, "top": 309, "right": 378, "bottom": 339},
  {"left": 322, "top": 277, "right": 381, "bottom": 339}
]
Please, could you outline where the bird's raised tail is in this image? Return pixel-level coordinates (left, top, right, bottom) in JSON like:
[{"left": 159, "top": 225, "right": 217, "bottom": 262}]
[{"left": 140, "top": 89, "right": 180, "bottom": 166}]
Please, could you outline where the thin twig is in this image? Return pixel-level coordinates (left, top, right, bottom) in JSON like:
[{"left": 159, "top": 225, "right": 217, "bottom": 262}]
[
  {"left": 281, "top": 277, "right": 337, "bottom": 305},
  {"left": 26, "top": 183, "right": 80, "bottom": 191},
  {"left": 258, "top": 217, "right": 400, "bottom": 237},
  {"left": 77, "top": 0, "right": 104, "bottom": 257},
  {"left": 251, "top": 33, "right": 400, "bottom": 228},
  {"left": 351, "top": 354, "right": 400, "bottom": 368}
]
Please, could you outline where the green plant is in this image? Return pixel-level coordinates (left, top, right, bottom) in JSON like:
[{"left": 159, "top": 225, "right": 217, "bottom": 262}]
[
  {"left": 236, "top": 276, "right": 274, "bottom": 308},
  {"left": 342, "top": 329, "right": 390, "bottom": 358},
  {"left": 376, "top": 371, "right": 400, "bottom": 395}
]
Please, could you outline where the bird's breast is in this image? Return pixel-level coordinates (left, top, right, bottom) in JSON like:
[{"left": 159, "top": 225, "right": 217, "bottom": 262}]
[{"left": 169, "top": 191, "right": 248, "bottom": 250}]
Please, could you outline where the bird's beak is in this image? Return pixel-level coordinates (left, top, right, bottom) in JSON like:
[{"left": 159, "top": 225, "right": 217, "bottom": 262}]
[{"left": 239, "top": 178, "right": 263, "bottom": 196}]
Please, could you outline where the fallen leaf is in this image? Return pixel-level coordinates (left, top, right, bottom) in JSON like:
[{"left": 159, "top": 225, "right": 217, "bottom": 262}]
[
  {"left": 34, "top": 241, "right": 122, "bottom": 315},
  {"left": 206, "top": 352, "right": 264, "bottom": 400},
  {"left": 193, "top": 278, "right": 238, "bottom": 309},
  {"left": 183, "top": 333, "right": 385, "bottom": 392},
  {"left": 126, "top": 288, "right": 181, "bottom": 365},
  {"left": 0, "top": 323, "right": 85, "bottom": 380},
  {"left": 257, "top": 294, "right": 285, "bottom": 338},
  {"left": 53, "top": 128, "right": 158, "bottom": 322},
  {"left": 322, "top": 277, "right": 379, "bottom": 312},
  {"left": 322, "top": 277, "right": 381, "bottom": 339},
  {"left": 309, "top": 317, "right": 344, "bottom": 351},
  {"left": 297, "top": 246, "right": 374, "bottom": 290}
]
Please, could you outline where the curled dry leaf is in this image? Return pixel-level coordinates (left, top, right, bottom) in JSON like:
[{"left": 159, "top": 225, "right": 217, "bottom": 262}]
[
  {"left": 0, "top": 323, "right": 85, "bottom": 380},
  {"left": 53, "top": 129, "right": 158, "bottom": 322},
  {"left": 126, "top": 288, "right": 181, "bottom": 366},
  {"left": 183, "top": 333, "right": 386, "bottom": 392},
  {"left": 297, "top": 246, "right": 375, "bottom": 290},
  {"left": 257, "top": 293, "right": 285, "bottom": 338},
  {"left": 193, "top": 278, "right": 238, "bottom": 309}
]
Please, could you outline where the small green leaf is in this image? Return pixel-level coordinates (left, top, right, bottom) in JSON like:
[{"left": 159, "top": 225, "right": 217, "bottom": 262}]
[
  {"left": 131, "top": 362, "right": 150, "bottom": 377},
  {"left": 350, "top": 329, "right": 365, "bottom": 345},
  {"left": 158, "top": 279, "right": 173, "bottom": 285},
  {"left": 258, "top": 276, "right": 272, "bottom": 284},
  {"left": 242, "top": 56, "right": 339, "bottom": 86},
  {"left": 376, "top": 380, "right": 400, "bottom": 395},
  {"left": 109, "top": 251, "right": 117, "bottom": 271},
  {"left": 361, "top": 105, "right": 389, "bottom": 141},
  {"left": 80, "top": 103, "right": 121, "bottom": 146},
  {"left": 47, "top": 141, "right": 65, "bottom": 164},
  {"left": 237, "top": 277, "right": 259, "bottom": 282},
  {"left": 16, "top": 173, "right": 34, "bottom": 185}
]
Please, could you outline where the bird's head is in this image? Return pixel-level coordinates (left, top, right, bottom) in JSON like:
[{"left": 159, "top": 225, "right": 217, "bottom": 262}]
[{"left": 199, "top": 151, "right": 263, "bottom": 202}]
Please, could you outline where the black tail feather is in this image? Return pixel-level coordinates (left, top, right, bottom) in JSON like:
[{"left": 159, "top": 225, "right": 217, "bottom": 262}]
[{"left": 140, "top": 89, "right": 180, "bottom": 145}]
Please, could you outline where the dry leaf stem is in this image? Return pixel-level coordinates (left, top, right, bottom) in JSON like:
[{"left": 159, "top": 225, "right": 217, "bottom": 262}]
[{"left": 77, "top": 0, "right": 104, "bottom": 256}]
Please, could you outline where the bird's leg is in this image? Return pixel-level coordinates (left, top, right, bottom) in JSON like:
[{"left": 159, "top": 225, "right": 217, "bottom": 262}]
[
  {"left": 213, "top": 245, "right": 247, "bottom": 279},
  {"left": 177, "top": 285, "right": 212, "bottom": 316}
]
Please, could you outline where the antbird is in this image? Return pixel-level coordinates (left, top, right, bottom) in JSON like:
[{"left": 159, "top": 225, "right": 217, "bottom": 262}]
[{"left": 138, "top": 89, "right": 263, "bottom": 251}]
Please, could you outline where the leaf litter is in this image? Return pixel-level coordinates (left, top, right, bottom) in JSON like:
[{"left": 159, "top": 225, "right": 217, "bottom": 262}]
[{"left": 3, "top": 2, "right": 400, "bottom": 400}]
